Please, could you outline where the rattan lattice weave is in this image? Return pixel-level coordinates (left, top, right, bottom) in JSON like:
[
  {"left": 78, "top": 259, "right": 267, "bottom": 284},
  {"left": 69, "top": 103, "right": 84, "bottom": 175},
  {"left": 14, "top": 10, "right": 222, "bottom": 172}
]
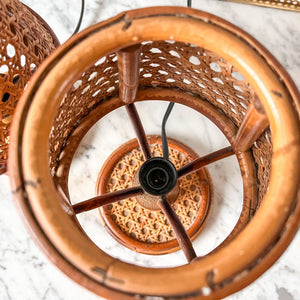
[
  {"left": 0, "top": 0, "right": 59, "bottom": 174},
  {"left": 49, "top": 41, "right": 272, "bottom": 208}
]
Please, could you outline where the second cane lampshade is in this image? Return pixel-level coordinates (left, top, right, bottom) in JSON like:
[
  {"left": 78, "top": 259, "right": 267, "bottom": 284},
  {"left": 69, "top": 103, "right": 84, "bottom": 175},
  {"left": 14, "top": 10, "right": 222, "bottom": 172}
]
[{"left": 0, "top": 0, "right": 59, "bottom": 174}]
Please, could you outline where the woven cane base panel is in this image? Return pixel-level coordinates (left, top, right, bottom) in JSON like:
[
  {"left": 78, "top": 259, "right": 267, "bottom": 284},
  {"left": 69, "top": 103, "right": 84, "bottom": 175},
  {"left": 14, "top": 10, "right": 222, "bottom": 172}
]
[
  {"left": 0, "top": 0, "right": 58, "bottom": 174},
  {"left": 96, "top": 135, "right": 212, "bottom": 255}
]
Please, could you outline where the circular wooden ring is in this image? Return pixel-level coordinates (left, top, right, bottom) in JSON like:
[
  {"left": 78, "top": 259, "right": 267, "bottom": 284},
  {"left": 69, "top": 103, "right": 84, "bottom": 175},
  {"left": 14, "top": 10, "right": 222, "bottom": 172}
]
[
  {"left": 96, "top": 135, "right": 213, "bottom": 255},
  {"left": 9, "top": 6, "right": 300, "bottom": 299}
]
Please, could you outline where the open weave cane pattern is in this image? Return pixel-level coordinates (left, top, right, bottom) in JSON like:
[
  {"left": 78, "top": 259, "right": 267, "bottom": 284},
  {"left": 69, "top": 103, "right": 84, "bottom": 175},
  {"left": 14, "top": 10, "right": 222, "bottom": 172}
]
[
  {"left": 49, "top": 41, "right": 272, "bottom": 208},
  {"left": 252, "top": 130, "right": 272, "bottom": 205},
  {"left": 49, "top": 52, "right": 119, "bottom": 177},
  {"left": 102, "top": 143, "right": 205, "bottom": 243},
  {"left": 139, "top": 41, "right": 254, "bottom": 128},
  {"left": 0, "top": 0, "right": 58, "bottom": 173}
]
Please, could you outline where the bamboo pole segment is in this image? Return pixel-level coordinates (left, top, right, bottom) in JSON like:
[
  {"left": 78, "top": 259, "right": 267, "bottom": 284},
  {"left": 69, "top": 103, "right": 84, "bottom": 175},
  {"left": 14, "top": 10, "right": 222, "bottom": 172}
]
[
  {"left": 73, "top": 186, "right": 144, "bottom": 214},
  {"left": 125, "top": 103, "right": 152, "bottom": 160},
  {"left": 157, "top": 196, "right": 197, "bottom": 263},
  {"left": 177, "top": 146, "right": 235, "bottom": 178},
  {"left": 117, "top": 45, "right": 152, "bottom": 160},
  {"left": 234, "top": 97, "right": 269, "bottom": 152},
  {"left": 117, "top": 45, "right": 141, "bottom": 104}
]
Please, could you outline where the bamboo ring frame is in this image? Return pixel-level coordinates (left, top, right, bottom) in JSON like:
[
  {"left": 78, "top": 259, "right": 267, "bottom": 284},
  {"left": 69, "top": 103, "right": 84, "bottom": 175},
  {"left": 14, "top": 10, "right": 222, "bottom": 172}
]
[{"left": 9, "top": 7, "right": 300, "bottom": 299}]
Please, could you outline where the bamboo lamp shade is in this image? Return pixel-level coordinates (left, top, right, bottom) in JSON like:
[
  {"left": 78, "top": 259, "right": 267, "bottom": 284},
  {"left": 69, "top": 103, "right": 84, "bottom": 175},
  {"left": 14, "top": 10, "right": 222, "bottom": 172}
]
[
  {"left": 7, "top": 6, "right": 300, "bottom": 300},
  {"left": 0, "top": 0, "right": 59, "bottom": 174}
]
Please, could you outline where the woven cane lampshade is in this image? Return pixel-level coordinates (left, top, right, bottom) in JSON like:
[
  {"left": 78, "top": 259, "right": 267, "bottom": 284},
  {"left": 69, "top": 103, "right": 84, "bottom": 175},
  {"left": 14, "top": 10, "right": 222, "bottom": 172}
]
[
  {"left": 8, "top": 6, "right": 300, "bottom": 300},
  {"left": 0, "top": 0, "right": 59, "bottom": 174}
]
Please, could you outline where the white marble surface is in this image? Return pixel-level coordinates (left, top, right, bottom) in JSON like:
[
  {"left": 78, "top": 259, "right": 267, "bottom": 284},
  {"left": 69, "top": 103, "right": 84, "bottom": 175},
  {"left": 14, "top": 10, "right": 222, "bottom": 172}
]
[{"left": 1, "top": 0, "right": 300, "bottom": 299}]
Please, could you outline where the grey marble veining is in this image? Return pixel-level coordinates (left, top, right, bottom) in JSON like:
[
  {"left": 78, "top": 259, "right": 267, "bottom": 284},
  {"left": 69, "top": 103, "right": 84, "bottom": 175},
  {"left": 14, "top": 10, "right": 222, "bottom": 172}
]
[{"left": 0, "top": 0, "right": 300, "bottom": 299}]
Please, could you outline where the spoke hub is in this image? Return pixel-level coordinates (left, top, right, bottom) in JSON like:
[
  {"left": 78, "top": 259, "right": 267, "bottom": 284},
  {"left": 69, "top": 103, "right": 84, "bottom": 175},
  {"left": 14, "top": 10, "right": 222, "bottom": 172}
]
[
  {"left": 96, "top": 135, "right": 213, "bottom": 255},
  {"left": 139, "top": 157, "right": 177, "bottom": 196}
]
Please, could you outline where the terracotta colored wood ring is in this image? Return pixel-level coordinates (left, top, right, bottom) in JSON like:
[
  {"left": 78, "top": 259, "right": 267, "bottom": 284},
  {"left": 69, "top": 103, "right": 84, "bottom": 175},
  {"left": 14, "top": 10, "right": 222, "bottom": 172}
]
[
  {"left": 96, "top": 135, "right": 213, "bottom": 255},
  {"left": 8, "top": 6, "right": 300, "bottom": 299}
]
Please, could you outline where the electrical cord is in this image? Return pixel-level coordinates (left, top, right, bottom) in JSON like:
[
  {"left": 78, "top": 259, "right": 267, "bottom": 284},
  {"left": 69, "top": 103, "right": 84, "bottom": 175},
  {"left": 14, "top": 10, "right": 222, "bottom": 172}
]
[
  {"left": 161, "top": 102, "right": 175, "bottom": 160},
  {"left": 72, "top": 0, "right": 85, "bottom": 36}
]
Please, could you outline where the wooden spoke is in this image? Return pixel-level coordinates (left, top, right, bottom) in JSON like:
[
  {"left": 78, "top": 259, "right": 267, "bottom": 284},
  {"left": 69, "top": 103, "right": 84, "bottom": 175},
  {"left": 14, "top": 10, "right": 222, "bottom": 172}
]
[
  {"left": 234, "top": 97, "right": 269, "bottom": 152},
  {"left": 117, "top": 45, "right": 151, "bottom": 160},
  {"left": 177, "top": 146, "right": 234, "bottom": 178},
  {"left": 126, "top": 103, "right": 152, "bottom": 160},
  {"left": 157, "top": 196, "right": 197, "bottom": 263},
  {"left": 73, "top": 186, "right": 144, "bottom": 214},
  {"left": 117, "top": 44, "right": 140, "bottom": 104}
]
